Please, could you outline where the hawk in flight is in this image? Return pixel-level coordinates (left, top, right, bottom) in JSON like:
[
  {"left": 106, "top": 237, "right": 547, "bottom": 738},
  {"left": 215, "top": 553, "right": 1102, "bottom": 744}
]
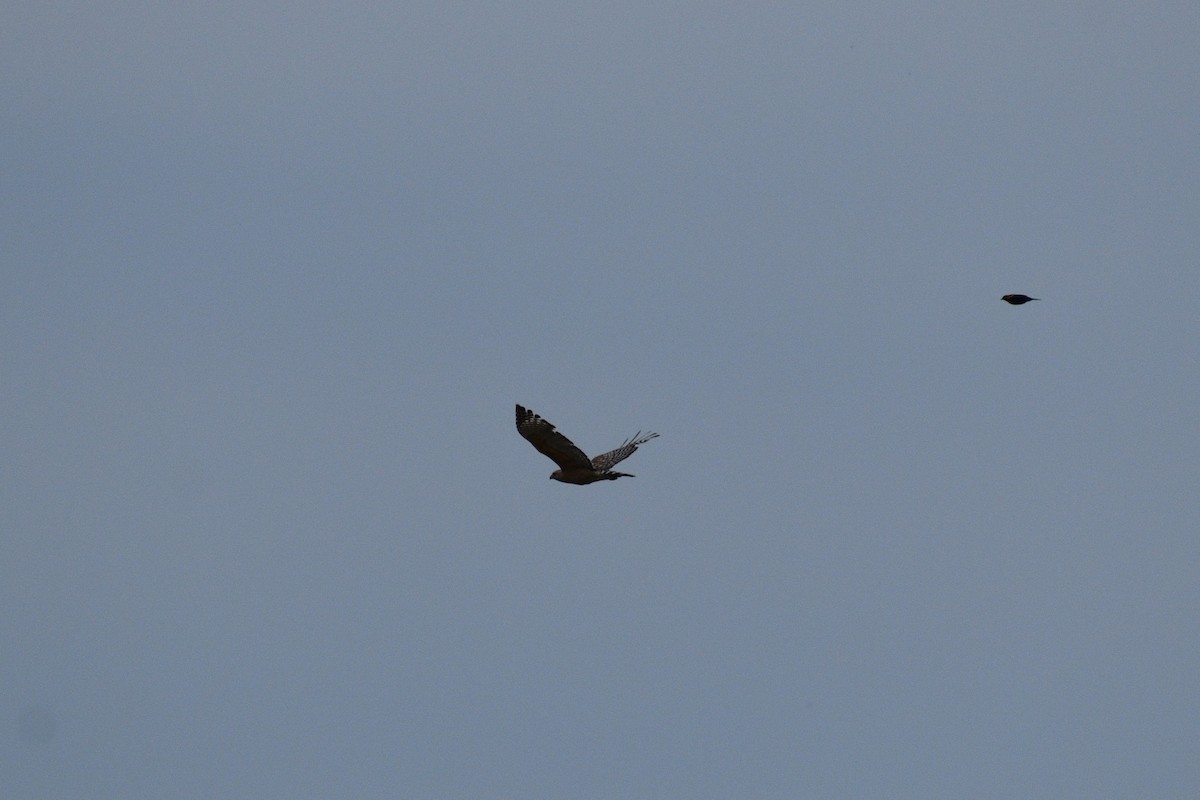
[
  {"left": 1002, "top": 294, "right": 1040, "bottom": 305},
  {"left": 516, "top": 404, "right": 659, "bottom": 484}
]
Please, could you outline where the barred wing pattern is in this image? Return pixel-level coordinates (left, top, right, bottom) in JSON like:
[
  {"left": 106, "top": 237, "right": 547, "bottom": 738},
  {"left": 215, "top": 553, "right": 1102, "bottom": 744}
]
[
  {"left": 590, "top": 432, "right": 660, "bottom": 472},
  {"left": 516, "top": 404, "right": 659, "bottom": 484}
]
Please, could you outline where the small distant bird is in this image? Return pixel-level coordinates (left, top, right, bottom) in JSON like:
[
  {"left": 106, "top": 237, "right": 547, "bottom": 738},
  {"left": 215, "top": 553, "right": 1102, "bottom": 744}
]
[
  {"left": 1002, "top": 294, "right": 1039, "bottom": 305},
  {"left": 516, "top": 404, "right": 658, "bottom": 484}
]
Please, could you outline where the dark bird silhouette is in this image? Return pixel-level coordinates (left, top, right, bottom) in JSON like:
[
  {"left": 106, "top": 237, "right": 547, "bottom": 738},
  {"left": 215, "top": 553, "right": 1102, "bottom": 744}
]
[
  {"left": 1002, "top": 294, "right": 1039, "bottom": 305},
  {"left": 515, "top": 404, "right": 658, "bottom": 484}
]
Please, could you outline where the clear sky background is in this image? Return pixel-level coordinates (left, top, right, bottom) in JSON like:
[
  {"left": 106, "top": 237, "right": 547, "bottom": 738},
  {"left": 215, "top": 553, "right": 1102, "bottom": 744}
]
[{"left": 3, "top": 2, "right": 1198, "bottom": 798}]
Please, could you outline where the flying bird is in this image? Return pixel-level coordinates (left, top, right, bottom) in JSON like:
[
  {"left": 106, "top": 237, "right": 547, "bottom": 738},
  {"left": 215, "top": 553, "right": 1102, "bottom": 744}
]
[
  {"left": 515, "top": 404, "right": 659, "bottom": 484},
  {"left": 1002, "top": 294, "right": 1040, "bottom": 305}
]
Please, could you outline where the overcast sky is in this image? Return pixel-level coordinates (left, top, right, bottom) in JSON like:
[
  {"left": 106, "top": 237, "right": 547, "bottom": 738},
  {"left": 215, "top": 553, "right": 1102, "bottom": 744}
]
[{"left": 3, "top": 2, "right": 1198, "bottom": 797}]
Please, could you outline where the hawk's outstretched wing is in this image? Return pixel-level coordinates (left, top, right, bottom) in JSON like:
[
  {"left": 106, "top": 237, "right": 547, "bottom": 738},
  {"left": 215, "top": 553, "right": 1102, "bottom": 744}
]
[
  {"left": 515, "top": 405, "right": 593, "bottom": 471},
  {"left": 591, "top": 431, "right": 660, "bottom": 472}
]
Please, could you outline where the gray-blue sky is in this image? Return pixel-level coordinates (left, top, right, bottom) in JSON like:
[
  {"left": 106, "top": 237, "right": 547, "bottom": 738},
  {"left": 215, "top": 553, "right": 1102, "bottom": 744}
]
[{"left": 3, "top": 2, "right": 1198, "bottom": 797}]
